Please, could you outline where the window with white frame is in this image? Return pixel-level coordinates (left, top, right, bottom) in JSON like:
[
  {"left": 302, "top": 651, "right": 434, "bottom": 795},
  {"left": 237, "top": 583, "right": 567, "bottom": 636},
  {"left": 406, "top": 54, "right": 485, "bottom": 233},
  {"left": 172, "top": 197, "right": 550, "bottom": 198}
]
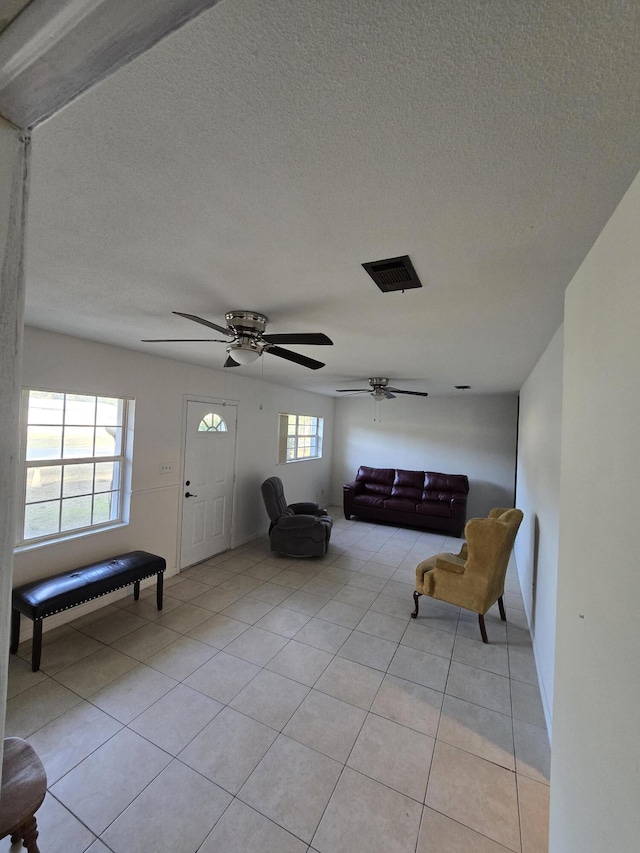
[
  {"left": 17, "top": 389, "right": 133, "bottom": 545},
  {"left": 198, "top": 412, "right": 227, "bottom": 432},
  {"left": 278, "top": 413, "right": 323, "bottom": 463}
]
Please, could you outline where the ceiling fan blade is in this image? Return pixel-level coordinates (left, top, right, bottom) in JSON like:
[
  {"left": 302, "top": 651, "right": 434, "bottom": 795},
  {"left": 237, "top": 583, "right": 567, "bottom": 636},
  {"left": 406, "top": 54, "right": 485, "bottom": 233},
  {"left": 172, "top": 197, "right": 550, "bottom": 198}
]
[
  {"left": 262, "top": 333, "right": 333, "bottom": 345},
  {"left": 141, "top": 338, "right": 229, "bottom": 342},
  {"left": 266, "top": 345, "right": 326, "bottom": 370},
  {"left": 336, "top": 389, "right": 369, "bottom": 392},
  {"left": 387, "top": 388, "right": 429, "bottom": 397},
  {"left": 172, "top": 311, "right": 232, "bottom": 336},
  {"left": 385, "top": 392, "right": 397, "bottom": 399},
  {"left": 224, "top": 355, "right": 241, "bottom": 367}
]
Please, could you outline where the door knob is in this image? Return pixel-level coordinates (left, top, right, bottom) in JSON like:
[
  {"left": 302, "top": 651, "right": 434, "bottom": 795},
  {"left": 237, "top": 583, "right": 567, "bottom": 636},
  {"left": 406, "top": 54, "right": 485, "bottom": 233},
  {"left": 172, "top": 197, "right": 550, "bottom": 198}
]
[{"left": 185, "top": 491, "right": 198, "bottom": 498}]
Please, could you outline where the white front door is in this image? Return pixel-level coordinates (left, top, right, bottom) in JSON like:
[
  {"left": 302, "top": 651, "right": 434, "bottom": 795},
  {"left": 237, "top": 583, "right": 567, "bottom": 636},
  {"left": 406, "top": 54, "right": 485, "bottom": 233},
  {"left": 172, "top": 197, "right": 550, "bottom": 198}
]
[{"left": 180, "top": 400, "right": 237, "bottom": 569}]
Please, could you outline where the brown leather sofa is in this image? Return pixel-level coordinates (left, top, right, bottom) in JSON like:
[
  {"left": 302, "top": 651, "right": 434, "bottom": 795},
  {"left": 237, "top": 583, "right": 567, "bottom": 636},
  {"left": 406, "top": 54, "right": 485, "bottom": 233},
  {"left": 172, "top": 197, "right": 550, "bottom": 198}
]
[{"left": 343, "top": 466, "right": 469, "bottom": 536}]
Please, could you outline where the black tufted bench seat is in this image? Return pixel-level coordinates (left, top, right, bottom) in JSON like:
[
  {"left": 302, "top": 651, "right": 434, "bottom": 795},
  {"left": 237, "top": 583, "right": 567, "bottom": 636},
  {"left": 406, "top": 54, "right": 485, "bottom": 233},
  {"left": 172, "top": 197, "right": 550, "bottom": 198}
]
[{"left": 11, "top": 550, "right": 166, "bottom": 672}]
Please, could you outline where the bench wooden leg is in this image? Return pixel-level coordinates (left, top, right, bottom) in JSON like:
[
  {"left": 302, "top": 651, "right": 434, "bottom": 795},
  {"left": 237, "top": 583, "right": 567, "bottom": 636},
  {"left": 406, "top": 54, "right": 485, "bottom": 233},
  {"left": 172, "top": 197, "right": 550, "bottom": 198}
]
[
  {"left": 157, "top": 572, "right": 164, "bottom": 611},
  {"left": 10, "top": 609, "right": 20, "bottom": 654},
  {"left": 31, "top": 621, "right": 43, "bottom": 673},
  {"left": 133, "top": 580, "right": 140, "bottom": 601}
]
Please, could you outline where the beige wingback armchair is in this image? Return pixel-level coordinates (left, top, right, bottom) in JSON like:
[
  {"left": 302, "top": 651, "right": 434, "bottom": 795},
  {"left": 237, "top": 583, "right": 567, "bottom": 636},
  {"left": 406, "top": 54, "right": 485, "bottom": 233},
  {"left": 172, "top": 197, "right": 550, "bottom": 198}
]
[{"left": 412, "top": 507, "right": 523, "bottom": 643}]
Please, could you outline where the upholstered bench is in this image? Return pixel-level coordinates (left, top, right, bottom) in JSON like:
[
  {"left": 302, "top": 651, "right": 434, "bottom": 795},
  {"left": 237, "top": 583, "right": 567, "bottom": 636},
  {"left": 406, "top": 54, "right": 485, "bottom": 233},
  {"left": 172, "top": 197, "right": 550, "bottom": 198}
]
[{"left": 11, "top": 550, "right": 166, "bottom": 672}]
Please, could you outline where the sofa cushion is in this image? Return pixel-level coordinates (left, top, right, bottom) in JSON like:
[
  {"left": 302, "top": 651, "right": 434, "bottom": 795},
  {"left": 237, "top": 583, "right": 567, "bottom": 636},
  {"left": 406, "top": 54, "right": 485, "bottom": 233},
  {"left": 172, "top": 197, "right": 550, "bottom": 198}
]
[
  {"left": 384, "top": 498, "right": 418, "bottom": 513},
  {"left": 422, "top": 490, "right": 455, "bottom": 503},
  {"left": 424, "top": 472, "right": 469, "bottom": 495},
  {"left": 391, "top": 469, "right": 424, "bottom": 502},
  {"left": 356, "top": 466, "right": 394, "bottom": 496},
  {"left": 416, "top": 500, "right": 452, "bottom": 517},
  {"left": 354, "top": 494, "right": 387, "bottom": 509}
]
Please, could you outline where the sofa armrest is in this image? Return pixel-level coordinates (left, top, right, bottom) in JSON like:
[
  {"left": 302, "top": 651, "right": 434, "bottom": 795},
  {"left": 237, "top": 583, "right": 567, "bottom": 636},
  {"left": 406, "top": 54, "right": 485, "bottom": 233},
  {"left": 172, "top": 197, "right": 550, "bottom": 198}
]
[
  {"left": 448, "top": 492, "right": 468, "bottom": 538},
  {"left": 343, "top": 481, "right": 361, "bottom": 518}
]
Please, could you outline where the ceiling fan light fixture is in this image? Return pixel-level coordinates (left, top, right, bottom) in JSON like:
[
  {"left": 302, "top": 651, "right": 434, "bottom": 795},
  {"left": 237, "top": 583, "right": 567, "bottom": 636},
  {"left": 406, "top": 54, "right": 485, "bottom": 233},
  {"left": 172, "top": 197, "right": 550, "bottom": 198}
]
[{"left": 226, "top": 341, "right": 261, "bottom": 365}]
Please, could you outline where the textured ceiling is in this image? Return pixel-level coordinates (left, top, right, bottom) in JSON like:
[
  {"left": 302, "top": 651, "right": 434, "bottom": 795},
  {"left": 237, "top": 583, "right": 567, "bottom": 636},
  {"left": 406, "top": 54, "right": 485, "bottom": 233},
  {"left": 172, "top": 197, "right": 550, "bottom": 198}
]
[
  {"left": 0, "top": 0, "right": 31, "bottom": 36},
  {"left": 23, "top": 0, "right": 640, "bottom": 396}
]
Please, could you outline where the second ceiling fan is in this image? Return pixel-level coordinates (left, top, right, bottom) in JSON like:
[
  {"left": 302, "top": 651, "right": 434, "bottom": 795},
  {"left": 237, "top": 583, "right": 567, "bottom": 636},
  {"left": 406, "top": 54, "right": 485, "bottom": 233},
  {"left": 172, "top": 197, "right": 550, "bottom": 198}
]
[{"left": 336, "top": 377, "right": 429, "bottom": 400}]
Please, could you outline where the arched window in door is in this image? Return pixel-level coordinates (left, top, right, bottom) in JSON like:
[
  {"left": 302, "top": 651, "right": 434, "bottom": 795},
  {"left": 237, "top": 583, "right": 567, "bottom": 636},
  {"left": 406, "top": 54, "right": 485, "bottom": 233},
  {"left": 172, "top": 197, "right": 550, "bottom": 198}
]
[{"left": 198, "top": 412, "right": 227, "bottom": 433}]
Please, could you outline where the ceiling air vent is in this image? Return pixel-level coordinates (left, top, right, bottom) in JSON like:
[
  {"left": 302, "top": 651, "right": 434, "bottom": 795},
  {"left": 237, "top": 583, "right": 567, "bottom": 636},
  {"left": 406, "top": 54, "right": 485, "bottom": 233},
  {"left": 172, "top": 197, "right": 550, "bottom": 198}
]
[{"left": 362, "top": 255, "right": 423, "bottom": 293}]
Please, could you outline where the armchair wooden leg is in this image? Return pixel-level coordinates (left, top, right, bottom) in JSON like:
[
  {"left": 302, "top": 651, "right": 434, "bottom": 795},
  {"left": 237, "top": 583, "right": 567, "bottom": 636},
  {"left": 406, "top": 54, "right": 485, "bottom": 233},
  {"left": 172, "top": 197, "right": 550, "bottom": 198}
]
[
  {"left": 478, "top": 613, "right": 489, "bottom": 644},
  {"left": 411, "top": 591, "right": 421, "bottom": 618},
  {"left": 498, "top": 596, "right": 506, "bottom": 621}
]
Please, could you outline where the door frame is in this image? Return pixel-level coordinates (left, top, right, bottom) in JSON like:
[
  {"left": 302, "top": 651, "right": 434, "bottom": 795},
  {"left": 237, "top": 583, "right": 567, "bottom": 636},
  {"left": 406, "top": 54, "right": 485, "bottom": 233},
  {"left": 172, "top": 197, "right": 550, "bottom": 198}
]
[{"left": 178, "top": 394, "right": 239, "bottom": 571}]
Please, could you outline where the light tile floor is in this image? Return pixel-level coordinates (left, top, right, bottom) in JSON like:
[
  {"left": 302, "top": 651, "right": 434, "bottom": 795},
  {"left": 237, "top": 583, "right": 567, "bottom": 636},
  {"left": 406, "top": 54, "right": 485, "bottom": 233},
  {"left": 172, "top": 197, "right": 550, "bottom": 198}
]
[{"left": 4, "top": 510, "right": 550, "bottom": 853}]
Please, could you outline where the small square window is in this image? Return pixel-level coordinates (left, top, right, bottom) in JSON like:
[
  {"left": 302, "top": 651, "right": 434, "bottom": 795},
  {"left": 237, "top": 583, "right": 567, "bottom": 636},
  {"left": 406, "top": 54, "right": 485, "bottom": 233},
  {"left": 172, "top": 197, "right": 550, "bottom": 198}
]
[{"left": 278, "top": 413, "right": 323, "bottom": 463}]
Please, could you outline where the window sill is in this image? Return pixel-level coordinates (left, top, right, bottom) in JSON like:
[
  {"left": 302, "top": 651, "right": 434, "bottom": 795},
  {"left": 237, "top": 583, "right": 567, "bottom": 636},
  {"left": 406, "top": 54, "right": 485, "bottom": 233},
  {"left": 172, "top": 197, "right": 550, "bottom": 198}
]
[{"left": 14, "top": 520, "right": 129, "bottom": 554}]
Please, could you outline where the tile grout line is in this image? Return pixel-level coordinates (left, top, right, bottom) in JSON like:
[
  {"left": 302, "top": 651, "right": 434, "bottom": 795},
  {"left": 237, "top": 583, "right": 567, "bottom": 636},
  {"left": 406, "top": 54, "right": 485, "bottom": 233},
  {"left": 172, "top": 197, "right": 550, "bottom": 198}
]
[{"left": 8, "top": 513, "right": 548, "bottom": 853}]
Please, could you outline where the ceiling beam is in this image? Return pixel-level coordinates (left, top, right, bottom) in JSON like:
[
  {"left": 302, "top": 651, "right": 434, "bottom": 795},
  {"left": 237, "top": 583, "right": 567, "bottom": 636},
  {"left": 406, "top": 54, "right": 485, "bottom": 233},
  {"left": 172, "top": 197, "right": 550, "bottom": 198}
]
[{"left": 0, "top": 0, "right": 223, "bottom": 129}]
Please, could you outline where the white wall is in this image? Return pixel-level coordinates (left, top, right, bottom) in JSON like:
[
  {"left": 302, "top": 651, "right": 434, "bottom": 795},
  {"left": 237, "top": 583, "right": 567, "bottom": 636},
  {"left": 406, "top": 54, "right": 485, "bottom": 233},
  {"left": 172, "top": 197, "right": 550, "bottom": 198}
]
[
  {"left": 515, "top": 324, "right": 563, "bottom": 734},
  {"left": 330, "top": 393, "right": 518, "bottom": 520},
  {"left": 549, "top": 171, "right": 640, "bottom": 852},
  {"left": 14, "top": 327, "right": 334, "bottom": 598}
]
